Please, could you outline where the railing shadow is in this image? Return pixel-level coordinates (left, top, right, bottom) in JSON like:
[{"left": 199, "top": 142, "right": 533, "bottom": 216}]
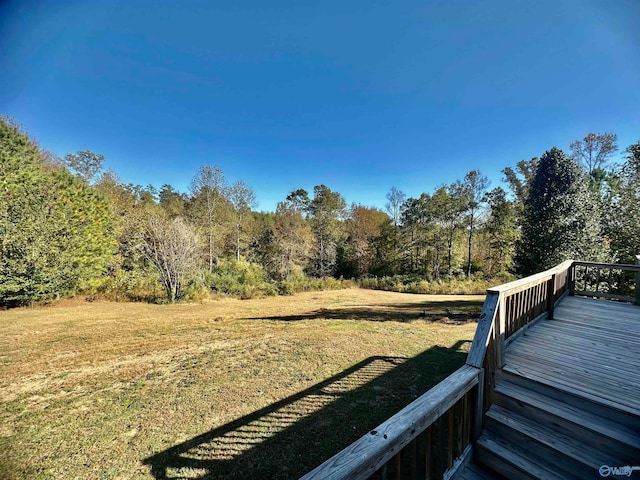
[{"left": 143, "top": 340, "right": 471, "bottom": 480}]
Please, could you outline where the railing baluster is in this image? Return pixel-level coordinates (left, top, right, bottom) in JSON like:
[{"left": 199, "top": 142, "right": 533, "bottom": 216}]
[
  {"left": 456, "top": 398, "right": 464, "bottom": 459},
  {"left": 636, "top": 256, "right": 640, "bottom": 306},
  {"left": 410, "top": 437, "right": 417, "bottom": 480},
  {"left": 425, "top": 425, "right": 431, "bottom": 480},
  {"left": 447, "top": 408, "right": 454, "bottom": 469},
  {"left": 381, "top": 462, "right": 388, "bottom": 480}
]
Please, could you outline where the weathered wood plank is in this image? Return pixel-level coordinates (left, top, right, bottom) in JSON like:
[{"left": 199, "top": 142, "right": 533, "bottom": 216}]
[
  {"left": 487, "top": 260, "right": 573, "bottom": 295},
  {"left": 485, "top": 405, "right": 626, "bottom": 476},
  {"left": 502, "top": 362, "right": 640, "bottom": 418},
  {"left": 516, "top": 337, "right": 640, "bottom": 373},
  {"left": 466, "top": 293, "right": 499, "bottom": 368},
  {"left": 506, "top": 349, "right": 640, "bottom": 398},
  {"left": 508, "top": 342, "right": 640, "bottom": 382},
  {"left": 504, "top": 357, "right": 640, "bottom": 414},
  {"left": 301, "top": 366, "right": 480, "bottom": 480},
  {"left": 493, "top": 381, "right": 640, "bottom": 459}
]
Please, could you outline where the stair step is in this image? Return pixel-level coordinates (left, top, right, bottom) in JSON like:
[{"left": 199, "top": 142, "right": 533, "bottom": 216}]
[
  {"left": 475, "top": 431, "right": 579, "bottom": 480},
  {"left": 453, "top": 460, "right": 506, "bottom": 480},
  {"left": 494, "top": 380, "right": 640, "bottom": 462},
  {"left": 486, "top": 405, "right": 626, "bottom": 478},
  {"left": 497, "top": 367, "right": 640, "bottom": 432}
]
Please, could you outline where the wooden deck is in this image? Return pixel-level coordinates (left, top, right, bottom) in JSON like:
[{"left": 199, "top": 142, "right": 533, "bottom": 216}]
[{"left": 504, "top": 295, "right": 640, "bottom": 415}]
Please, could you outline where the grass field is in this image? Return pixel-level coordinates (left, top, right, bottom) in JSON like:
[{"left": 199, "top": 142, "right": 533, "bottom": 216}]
[{"left": 0, "top": 289, "right": 484, "bottom": 480}]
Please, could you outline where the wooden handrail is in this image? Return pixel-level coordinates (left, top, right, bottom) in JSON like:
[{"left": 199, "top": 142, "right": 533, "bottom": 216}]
[
  {"left": 572, "top": 260, "right": 640, "bottom": 304},
  {"left": 465, "top": 293, "right": 498, "bottom": 369},
  {"left": 300, "top": 365, "right": 481, "bottom": 480},
  {"left": 487, "top": 260, "right": 574, "bottom": 295},
  {"left": 572, "top": 260, "right": 640, "bottom": 271}
]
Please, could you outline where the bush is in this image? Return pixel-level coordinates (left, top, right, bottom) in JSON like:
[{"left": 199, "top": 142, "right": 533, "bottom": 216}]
[
  {"left": 92, "top": 268, "right": 164, "bottom": 303},
  {"left": 208, "top": 258, "right": 278, "bottom": 299}
]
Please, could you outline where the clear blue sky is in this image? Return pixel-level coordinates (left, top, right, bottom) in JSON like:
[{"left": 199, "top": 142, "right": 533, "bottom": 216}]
[{"left": 2, "top": 0, "right": 639, "bottom": 211}]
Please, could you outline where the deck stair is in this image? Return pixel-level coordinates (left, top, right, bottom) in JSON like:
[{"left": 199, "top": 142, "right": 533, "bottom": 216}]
[{"left": 472, "top": 371, "right": 640, "bottom": 480}]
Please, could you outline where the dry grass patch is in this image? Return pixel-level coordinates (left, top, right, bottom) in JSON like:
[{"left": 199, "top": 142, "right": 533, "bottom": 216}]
[{"left": 0, "top": 289, "right": 483, "bottom": 480}]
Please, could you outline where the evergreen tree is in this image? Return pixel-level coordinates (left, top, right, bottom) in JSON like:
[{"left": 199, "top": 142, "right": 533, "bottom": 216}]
[
  {"left": 0, "top": 118, "right": 115, "bottom": 305},
  {"left": 514, "top": 147, "right": 606, "bottom": 275}
]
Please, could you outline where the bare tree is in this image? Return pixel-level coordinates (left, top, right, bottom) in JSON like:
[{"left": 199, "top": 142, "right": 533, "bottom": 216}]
[
  {"left": 142, "top": 215, "right": 199, "bottom": 303},
  {"left": 189, "top": 165, "right": 228, "bottom": 272},
  {"left": 570, "top": 132, "right": 618, "bottom": 175},
  {"left": 228, "top": 181, "right": 257, "bottom": 261},
  {"left": 385, "top": 186, "right": 406, "bottom": 272},
  {"left": 385, "top": 187, "right": 406, "bottom": 228}
]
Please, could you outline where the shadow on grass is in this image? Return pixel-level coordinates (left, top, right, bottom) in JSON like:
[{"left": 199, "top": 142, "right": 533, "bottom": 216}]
[
  {"left": 245, "top": 299, "right": 484, "bottom": 324},
  {"left": 143, "top": 340, "right": 471, "bottom": 479}
]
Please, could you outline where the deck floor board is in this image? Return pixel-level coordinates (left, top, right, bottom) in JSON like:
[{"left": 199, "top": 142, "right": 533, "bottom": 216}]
[{"left": 505, "top": 296, "right": 640, "bottom": 415}]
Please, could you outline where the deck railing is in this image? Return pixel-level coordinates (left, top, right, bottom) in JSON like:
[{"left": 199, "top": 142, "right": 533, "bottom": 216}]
[
  {"left": 301, "top": 259, "right": 639, "bottom": 480},
  {"left": 570, "top": 259, "right": 640, "bottom": 305}
]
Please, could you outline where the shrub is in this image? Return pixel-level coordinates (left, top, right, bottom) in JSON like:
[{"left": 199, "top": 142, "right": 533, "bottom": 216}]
[
  {"left": 208, "top": 258, "right": 278, "bottom": 299},
  {"left": 93, "top": 268, "right": 164, "bottom": 303}
]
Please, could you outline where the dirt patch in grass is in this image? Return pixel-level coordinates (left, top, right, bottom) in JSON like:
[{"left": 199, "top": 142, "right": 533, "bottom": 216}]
[{"left": 0, "top": 289, "right": 483, "bottom": 480}]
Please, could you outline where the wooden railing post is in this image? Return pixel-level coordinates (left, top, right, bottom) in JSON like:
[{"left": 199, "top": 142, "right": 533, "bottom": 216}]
[
  {"left": 497, "top": 296, "right": 506, "bottom": 368},
  {"left": 635, "top": 255, "right": 640, "bottom": 306},
  {"left": 546, "top": 273, "right": 556, "bottom": 320},
  {"left": 568, "top": 263, "right": 575, "bottom": 296}
]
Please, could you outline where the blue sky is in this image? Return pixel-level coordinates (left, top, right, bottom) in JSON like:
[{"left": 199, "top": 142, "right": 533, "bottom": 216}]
[{"left": 2, "top": 0, "right": 639, "bottom": 211}]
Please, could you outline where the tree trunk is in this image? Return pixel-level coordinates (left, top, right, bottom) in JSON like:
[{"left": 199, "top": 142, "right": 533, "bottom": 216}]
[
  {"left": 209, "top": 231, "right": 214, "bottom": 273},
  {"left": 447, "top": 234, "right": 453, "bottom": 275},
  {"left": 236, "top": 224, "right": 241, "bottom": 261},
  {"left": 467, "top": 216, "right": 474, "bottom": 278}
]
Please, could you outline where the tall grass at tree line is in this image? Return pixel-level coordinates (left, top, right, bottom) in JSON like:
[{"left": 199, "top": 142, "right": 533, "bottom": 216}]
[
  {"left": 90, "top": 259, "right": 512, "bottom": 304},
  {"left": 358, "top": 272, "right": 516, "bottom": 295}
]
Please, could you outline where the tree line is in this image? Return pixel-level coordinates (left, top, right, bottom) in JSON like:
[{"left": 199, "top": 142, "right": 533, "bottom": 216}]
[{"left": 1, "top": 116, "right": 638, "bottom": 305}]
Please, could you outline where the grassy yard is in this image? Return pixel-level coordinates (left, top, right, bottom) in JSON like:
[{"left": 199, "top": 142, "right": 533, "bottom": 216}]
[{"left": 0, "top": 289, "right": 484, "bottom": 480}]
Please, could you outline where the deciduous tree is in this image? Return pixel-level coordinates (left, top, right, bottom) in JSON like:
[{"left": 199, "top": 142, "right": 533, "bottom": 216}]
[
  {"left": 189, "top": 165, "right": 229, "bottom": 272},
  {"left": 142, "top": 215, "right": 199, "bottom": 303},
  {"left": 570, "top": 132, "right": 618, "bottom": 175},
  {"left": 308, "top": 185, "right": 346, "bottom": 277},
  {"left": 385, "top": 186, "right": 406, "bottom": 272},
  {"left": 483, "top": 187, "right": 517, "bottom": 275},
  {"left": 460, "top": 170, "right": 489, "bottom": 277},
  {"left": 228, "top": 181, "right": 257, "bottom": 261},
  {"left": 265, "top": 202, "right": 314, "bottom": 279},
  {"left": 64, "top": 150, "right": 105, "bottom": 183}
]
